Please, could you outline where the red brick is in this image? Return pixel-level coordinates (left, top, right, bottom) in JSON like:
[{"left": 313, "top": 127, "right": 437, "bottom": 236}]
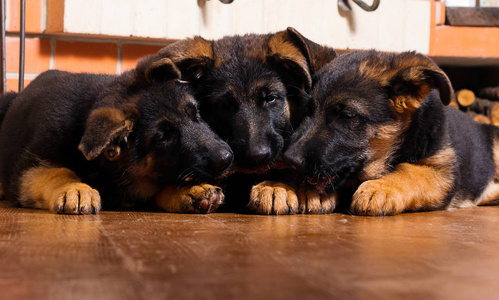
[
  {"left": 6, "top": 78, "right": 32, "bottom": 92},
  {"left": 6, "top": 37, "right": 51, "bottom": 73},
  {"left": 55, "top": 41, "right": 118, "bottom": 74},
  {"left": 9, "top": 0, "right": 44, "bottom": 33}
]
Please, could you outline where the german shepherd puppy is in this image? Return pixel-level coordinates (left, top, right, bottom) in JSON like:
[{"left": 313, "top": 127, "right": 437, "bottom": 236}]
[
  {"left": 157, "top": 27, "right": 336, "bottom": 213},
  {"left": 284, "top": 50, "right": 499, "bottom": 216},
  {"left": 0, "top": 55, "right": 233, "bottom": 214}
]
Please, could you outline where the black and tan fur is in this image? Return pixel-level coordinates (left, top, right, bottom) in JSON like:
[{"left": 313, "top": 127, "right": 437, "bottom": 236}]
[
  {"left": 283, "top": 50, "right": 499, "bottom": 215},
  {"left": 0, "top": 56, "right": 233, "bottom": 214},
  {"left": 157, "top": 27, "right": 336, "bottom": 213}
]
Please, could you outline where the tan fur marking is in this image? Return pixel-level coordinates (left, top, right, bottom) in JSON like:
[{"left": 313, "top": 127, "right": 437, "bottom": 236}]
[
  {"left": 358, "top": 58, "right": 393, "bottom": 86},
  {"left": 156, "top": 184, "right": 224, "bottom": 214},
  {"left": 19, "top": 166, "right": 101, "bottom": 214},
  {"left": 165, "top": 37, "right": 214, "bottom": 63},
  {"left": 126, "top": 154, "right": 160, "bottom": 200},
  {"left": 359, "top": 51, "right": 447, "bottom": 112},
  {"left": 418, "top": 146, "right": 456, "bottom": 167},
  {"left": 492, "top": 138, "right": 499, "bottom": 179},
  {"left": 249, "top": 181, "right": 299, "bottom": 215},
  {"left": 352, "top": 147, "right": 455, "bottom": 216},
  {"left": 448, "top": 194, "right": 476, "bottom": 209},
  {"left": 79, "top": 107, "right": 134, "bottom": 161},
  {"left": 90, "top": 107, "right": 126, "bottom": 125},
  {"left": 474, "top": 181, "right": 499, "bottom": 206},
  {"left": 297, "top": 184, "right": 338, "bottom": 214},
  {"left": 389, "top": 95, "right": 422, "bottom": 114},
  {"left": 473, "top": 139, "right": 499, "bottom": 206},
  {"left": 360, "top": 122, "right": 407, "bottom": 181},
  {"left": 284, "top": 99, "right": 291, "bottom": 121},
  {"left": 389, "top": 68, "right": 432, "bottom": 113},
  {"left": 268, "top": 32, "right": 310, "bottom": 85},
  {"left": 268, "top": 36, "right": 306, "bottom": 66}
]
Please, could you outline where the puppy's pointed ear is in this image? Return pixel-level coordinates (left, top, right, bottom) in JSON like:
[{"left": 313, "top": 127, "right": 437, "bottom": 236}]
[
  {"left": 267, "top": 30, "right": 312, "bottom": 92},
  {"left": 136, "top": 56, "right": 181, "bottom": 83},
  {"left": 388, "top": 52, "right": 453, "bottom": 113},
  {"left": 157, "top": 37, "right": 214, "bottom": 82},
  {"left": 78, "top": 108, "right": 134, "bottom": 161},
  {"left": 285, "top": 27, "right": 337, "bottom": 74}
]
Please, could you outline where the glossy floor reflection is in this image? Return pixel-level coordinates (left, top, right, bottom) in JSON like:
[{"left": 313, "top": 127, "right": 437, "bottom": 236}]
[{"left": 1, "top": 201, "right": 498, "bottom": 299}]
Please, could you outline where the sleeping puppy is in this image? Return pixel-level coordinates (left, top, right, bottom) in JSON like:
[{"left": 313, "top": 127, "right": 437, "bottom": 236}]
[
  {"left": 284, "top": 50, "right": 499, "bottom": 216},
  {"left": 0, "top": 55, "right": 233, "bottom": 214},
  {"left": 157, "top": 27, "right": 336, "bottom": 214}
]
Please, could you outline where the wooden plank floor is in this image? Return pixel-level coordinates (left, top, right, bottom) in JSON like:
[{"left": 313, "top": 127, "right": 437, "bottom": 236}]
[{"left": 1, "top": 201, "right": 499, "bottom": 299}]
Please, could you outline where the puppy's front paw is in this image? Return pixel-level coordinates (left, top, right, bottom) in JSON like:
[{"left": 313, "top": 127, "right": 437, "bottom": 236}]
[
  {"left": 184, "top": 184, "right": 224, "bottom": 213},
  {"left": 156, "top": 184, "right": 224, "bottom": 214},
  {"left": 297, "top": 188, "right": 337, "bottom": 214},
  {"left": 51, "top": 183, "right": 101, "bottom": 214},
  {"left": 351, "top": 180, "right": 404, "bottom": 216},
  {"left": 248, "top": 181, "right": 298, "bottom": 215}
]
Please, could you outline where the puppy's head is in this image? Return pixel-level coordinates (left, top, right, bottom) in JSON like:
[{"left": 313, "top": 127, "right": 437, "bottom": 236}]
[
  {"left": 79, "top": 55, "right": 233, "bottom": 199},
  {"left": 283, "top": 50, "right": 452, "bottom": 193},
  {"left": 158, "top": 28, "right": 336, "bottom": 173}
]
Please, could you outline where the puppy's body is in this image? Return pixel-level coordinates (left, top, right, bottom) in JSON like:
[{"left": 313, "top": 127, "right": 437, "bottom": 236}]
[
  {"left": 443, "top": 106, "right": 499, "bottom": 207},
  {"left": 284, "top": 50, "right": 499, "bottom": 215},
  {"left": 0, "top": 56, "right": 233, "bottom": 214},
  {"left": 0, "top": 72, "right": 113, "bottom": 210},
  {"left": 158, "top": 28, "right": 336, "bottom": 213}
]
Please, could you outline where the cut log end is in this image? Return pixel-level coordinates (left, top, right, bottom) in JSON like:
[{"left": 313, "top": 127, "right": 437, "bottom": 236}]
[
  {"left": 473, "top": 114, "right": 491, "bottom": 124},
  {"left": 490, "top": 103, "right": 499, "bottom": 121},
  {"left": 457, "top": 89, "right": 476, "bottom": 107},
  {"left": 467, "top": 111, "right": 491, "bottom": 124}
]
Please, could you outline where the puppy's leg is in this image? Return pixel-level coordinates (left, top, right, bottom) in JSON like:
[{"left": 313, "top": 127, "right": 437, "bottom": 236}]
[
  {"left": 19, "top": 166, "right": 101, "bottom": 214},
  {"left": 297, "top": 184, "right": 338, "bottom": 214},
  {"left": 351, "top": 162, "right": 453, "bottom": 216},
  {"left": 474, "top": 139, "right": 499, "bottom": 206},
  {"left": 156, "top": 184, "right": 224, "bottom": 214},
  {"left": 248, "top": 181, "right": 299, "bottom": 215}
]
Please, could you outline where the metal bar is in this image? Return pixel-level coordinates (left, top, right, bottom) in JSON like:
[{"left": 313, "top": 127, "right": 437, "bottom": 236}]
[
  {"left": 19, "top": 0, "right": 25, "bottom": 92},
  {"left": 351, "top": 0, "right": 380, "bottom": 12},
  {"left": 1, "top": 0, "right": 6, "bottom": 92},
  {"left": 338, "top": 0, "right": 380, "bottom": 12}
]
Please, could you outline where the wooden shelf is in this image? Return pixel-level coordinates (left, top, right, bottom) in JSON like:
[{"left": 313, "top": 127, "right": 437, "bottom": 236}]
[
  {"left": 431, "top": 26, "right": 499, "bottom": 58},
  {"left": 429, "top": 3, "right": 499, "bottom": 66}
]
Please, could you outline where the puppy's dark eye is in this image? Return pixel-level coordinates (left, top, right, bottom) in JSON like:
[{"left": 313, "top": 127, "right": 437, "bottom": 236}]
[
  {"left": 341, "top": 111, "right": 357, "bottom": 119},
  {"left": 326, "top": 105, "right": 361, "bottom": 125},
  {"left": 332, "top": 103, "right": 359, "bottom": 120},
  {"left": 265, "top": 94, "right": 279, "bottom": 103},
  {"left": 261, "top": 92, "right": 283, "bottom": 107},
  {"left": 156, "top": 120, "right": 178, "bottom": 145}
]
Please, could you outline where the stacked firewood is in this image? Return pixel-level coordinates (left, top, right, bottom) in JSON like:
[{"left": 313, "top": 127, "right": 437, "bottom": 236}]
[{"left": 450, "top": 87, "right": 499, "bottom": 125}]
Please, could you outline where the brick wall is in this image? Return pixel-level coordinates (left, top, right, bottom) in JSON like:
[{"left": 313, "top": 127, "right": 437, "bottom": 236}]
[{"left": 5, "top": 35, "right": 167, "bottom": 92}]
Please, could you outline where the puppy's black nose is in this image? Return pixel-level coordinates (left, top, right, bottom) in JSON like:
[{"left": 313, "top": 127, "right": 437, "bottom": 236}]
[
  {"left": 213, "top": 149, "right": 233, "bottom": 171},
  {"left": 248, "top": 145, "right": 272, "bottom": 164},
  {"left": 283, "top": 150, "right": 304, "bottom": 171}
]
